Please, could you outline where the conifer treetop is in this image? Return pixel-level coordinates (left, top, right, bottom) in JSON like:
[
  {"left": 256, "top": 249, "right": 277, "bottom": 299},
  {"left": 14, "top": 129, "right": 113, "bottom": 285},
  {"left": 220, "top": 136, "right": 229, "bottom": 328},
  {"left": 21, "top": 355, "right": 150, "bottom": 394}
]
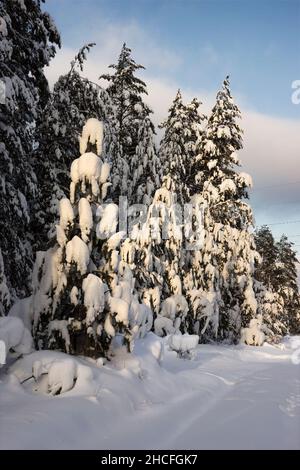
[
  {"left": 100, "top": 43, "right": 148, "bottom": 98},
  {"left": 207, "top": 76, "right": 243, "bottom": 152}
]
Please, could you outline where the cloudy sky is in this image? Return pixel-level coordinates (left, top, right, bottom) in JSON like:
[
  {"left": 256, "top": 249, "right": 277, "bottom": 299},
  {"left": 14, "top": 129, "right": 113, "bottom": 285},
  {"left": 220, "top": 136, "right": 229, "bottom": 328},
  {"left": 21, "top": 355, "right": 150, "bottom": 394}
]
[{"left": 45, "top": 0, "right": 300, "bottom": 255}]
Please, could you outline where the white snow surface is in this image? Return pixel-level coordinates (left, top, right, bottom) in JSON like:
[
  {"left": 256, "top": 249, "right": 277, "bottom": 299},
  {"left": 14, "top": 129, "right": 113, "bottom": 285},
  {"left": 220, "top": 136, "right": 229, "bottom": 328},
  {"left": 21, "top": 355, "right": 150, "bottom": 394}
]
[
  {"left": 169, "top": 333, "right": 199, "bottom": 354},
  {"left": 0, "top": 317, "right": 33, "bottom": 362},
  {"left": 0, "top": 335, "right": 299, "bottom": 449}
]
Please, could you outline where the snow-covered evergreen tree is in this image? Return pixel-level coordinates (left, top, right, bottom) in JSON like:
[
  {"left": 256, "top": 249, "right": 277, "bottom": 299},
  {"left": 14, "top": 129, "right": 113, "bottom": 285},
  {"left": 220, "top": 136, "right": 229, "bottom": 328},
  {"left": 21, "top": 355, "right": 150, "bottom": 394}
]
[
  {"left": 254, "top": 281, "right": 286, "bottom": 342},
  {"left": 185, "top": 77, "right": 258, "bottom": 341},
  {"left": 131, "top": 174, "right": 188, "bottom": 335},
  {"left": 129, "top": 116, "right": 161, "bottom": 205},
  {"left": 100, "top": 43, "right": 158, "bottom": 204},
  {"left": 159, "top": 92, "right": 206, "bottom": 204},
  {"left": 254, "top": 226, "right": 279, "bottom": 289},
  {"left": 31, "top": 119, "right": 152, "bottom": 358},
  {"left": 184, "top": 97, "right": 207, "bottom": 196},
  {"left": 159, "top": 90, "right": 190, "bottom": 206},
  {"left": 0, "top": 0, "right": 60, "bottom": 305},
  {"left": 127, "top": 92, "right": 206, "bottom": 336},
  {"left": 32, "top": 119, "right": 126, "bottom": 356},
  {"left": 276, "top": 235, "right": 300, "bottom": 334},
  {"left": 254, "top": 226, "right": 300, "bottom": 336},
  {"left": 253, "top": 226, "right": 287, "bottom": 339},
  {"left": 32, "top": 44, "right": 119, "bottom": 251}
]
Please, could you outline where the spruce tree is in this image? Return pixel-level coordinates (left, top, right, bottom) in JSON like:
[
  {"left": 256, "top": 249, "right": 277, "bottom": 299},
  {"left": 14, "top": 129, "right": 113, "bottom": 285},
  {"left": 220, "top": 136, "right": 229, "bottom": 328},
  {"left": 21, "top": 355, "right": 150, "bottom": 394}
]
[
  {"left": 130, "top": 92, "right": 205, "bottom": 335},
  {"left": 131, "top": 174, "right": 188, "bottom": 336},
  {"left": 255, "top": 281, "right": 286, "bottom": 342},
  {"left": 31, "top": 119, "right": 152, "bottom": 357},
  {"left": 254, "top": 226, "right": 288, "bottom": 339},
  {"left": 129, "top": 116, "right": 161, "bottom": 205},
  {"left": 276, "top": 235, "right": 300, "bottom": 334},
  {"left": 186, "top": 77, "right": 258, "bottom": 341},
  {"left": 32, "top": 44, "right": 119, "bottom": 251},
  {"left": 159, "top": 90, "right": 189, "bottom": 206},
  {"left": 32, "top": 119, "right": 127, "bottom": 356},
  {"left": 184, "top": 97, "right": 206, "bottom": 197},
  {"left": 100, "top": 43, "right": 158, "bottom": 204},
  {"left": 254, "top": 225, "right": 279, "bottom": 289},
  {"left": 0, "top": 0, "right": 60, "bottom": 305}
]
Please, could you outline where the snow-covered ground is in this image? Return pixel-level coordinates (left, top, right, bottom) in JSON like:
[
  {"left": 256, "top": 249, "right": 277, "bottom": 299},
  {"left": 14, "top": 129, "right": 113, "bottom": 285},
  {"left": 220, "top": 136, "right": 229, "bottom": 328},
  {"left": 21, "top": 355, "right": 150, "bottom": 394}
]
[{"left": 0, "top": 334, "right": 300, "bottom": 450}]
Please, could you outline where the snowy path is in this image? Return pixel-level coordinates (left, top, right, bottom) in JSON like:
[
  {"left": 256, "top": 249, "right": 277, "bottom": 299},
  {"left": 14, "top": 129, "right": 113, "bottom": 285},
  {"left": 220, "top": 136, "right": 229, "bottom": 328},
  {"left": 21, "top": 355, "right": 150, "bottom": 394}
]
[
  {"left": 0, "top": 336, "right": 299, "bottom": 449},
  {"left": 108, "top": 362, "right": 300, "bottom": 449}
]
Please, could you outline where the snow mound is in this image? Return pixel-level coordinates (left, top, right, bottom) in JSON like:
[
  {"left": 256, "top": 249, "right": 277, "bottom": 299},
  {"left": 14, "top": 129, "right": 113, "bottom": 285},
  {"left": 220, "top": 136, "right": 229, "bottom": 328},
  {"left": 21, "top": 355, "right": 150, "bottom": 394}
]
[
  {"left": 10, "top": 351, "right": 96, "bottom": 397},
  {"left": 47, "top": 359, "right": 77, "bottom": 395},
  {"left": 80, "top": 118, "right": 103, "bottom": 156},
  {"left": 0, "top": 317, "right": 33, "bottom": 364},
  {"left": 241, "top": 315, "right": 265, "bottom": 346},
  {"left": 169, "top": 333, "right": 199, "bottom": 357},
  {"left": 2, "top": 337, "right": 299, "bottom": 449}
]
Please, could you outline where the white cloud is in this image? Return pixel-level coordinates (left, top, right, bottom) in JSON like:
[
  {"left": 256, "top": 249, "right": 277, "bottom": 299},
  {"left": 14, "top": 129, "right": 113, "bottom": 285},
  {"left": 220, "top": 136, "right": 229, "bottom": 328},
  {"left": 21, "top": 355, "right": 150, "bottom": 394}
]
[
  {"left": 45, "top": 20, "right": 181, "bottom": 90},
  {"left": 241, "top": 110, "right": 300, "bottom": 189}
]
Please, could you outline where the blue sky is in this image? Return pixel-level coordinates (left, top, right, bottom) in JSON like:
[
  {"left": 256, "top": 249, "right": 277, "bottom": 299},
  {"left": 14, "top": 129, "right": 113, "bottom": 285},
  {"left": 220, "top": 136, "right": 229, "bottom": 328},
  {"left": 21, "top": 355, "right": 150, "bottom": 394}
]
[
  {"left": 45, "top": 0, "right": 300, "bottom": 254},
  {"left": 47, "top": 0, "right": 300, "bottom": 119}
]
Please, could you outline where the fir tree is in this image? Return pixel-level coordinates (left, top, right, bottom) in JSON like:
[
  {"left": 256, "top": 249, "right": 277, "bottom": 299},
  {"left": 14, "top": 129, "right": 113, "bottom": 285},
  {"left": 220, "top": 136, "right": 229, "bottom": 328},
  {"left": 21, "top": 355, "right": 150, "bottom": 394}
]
[
  {"left": 184, "top": 97, "right": 206, "bottom": 197},
  {"left": 32, "top": 119, "right": 126, "bottom": 356},
  {"left": 100, "top": 43, "right": 158, "bottom": 204},
  {"left": 131, "top": 174, "right": 188, "bottom": 335},
  {"left": 159, "top": 92, "right": 206, "bottom": 204},
  {"left": 186, "top": 77, "right": 258, "bottom": 341},
  {"left": 276, "top": 235, "right": 300, "bottom": 334},
  {"left": 129, "top": 116, "right": 161, "bottom": 205},
  {"left": 254, "top": 225, "right": 279, "bottom": 289},
  {"left": 255, "top": 281, "right": 286, "bottom": 342},
  {"left": 31, "top": 119, "right": 152, "bottom": 358},
  {"left": 130, "top": 92, "right": 205, "bottom": 336},
  {"left": 0, "top": 0, "right": 60, "bottom": 305},
  {"left": 159, "top": 90, "right": 190, "bottom": 206},
  {"left": 32, "top": 44, "right": 119, "bottom": 251},
  {"left": 254, "top": 226, "right": 288, "bottom": 339}
]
